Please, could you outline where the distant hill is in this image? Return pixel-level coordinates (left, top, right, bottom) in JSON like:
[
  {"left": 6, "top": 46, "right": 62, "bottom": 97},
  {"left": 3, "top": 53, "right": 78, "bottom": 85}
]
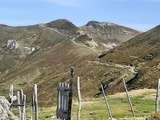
[
  {"left": 101, "top": 25, "right": 160, "bottom": 90},
  {"left": 78, "top": 21, "right": 139, "bottom": 50},
  {"left": 0, "top": 19, "right": 139, "bottom": 105}
]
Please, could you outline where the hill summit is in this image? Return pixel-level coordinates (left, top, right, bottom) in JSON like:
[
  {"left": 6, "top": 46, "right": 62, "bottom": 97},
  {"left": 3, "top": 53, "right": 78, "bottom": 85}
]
[{"left": 0, "top": 19, "right": 139, "bottom": 105}]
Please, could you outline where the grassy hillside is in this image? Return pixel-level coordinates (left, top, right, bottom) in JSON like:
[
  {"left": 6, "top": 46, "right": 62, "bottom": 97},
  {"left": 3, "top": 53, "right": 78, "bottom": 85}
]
[
  {"left": 0, "top": 19, "right": 139, "bottom": 105},
  {"left": 16, "top": 89, "right": 155, "bottom": 120},
  {"left": 101, "top": 25, "right": 160, "bottom": 89}
]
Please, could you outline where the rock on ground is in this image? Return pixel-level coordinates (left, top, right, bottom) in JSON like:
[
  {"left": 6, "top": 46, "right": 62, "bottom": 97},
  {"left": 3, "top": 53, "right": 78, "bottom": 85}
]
[{"left": 0, "top": 96, "right": 18, "bottom": 120}]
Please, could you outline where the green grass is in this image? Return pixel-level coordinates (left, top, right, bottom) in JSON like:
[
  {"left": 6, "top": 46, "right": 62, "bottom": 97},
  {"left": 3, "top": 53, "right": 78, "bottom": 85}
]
[{"left": 21, "top": 95, "right": 155, "bottom": 120}]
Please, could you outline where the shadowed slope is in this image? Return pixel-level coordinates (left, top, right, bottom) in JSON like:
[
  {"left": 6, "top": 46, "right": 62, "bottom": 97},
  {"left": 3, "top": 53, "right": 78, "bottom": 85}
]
[{"left": 101, "top": 25, "right": 160, "bottom": 89}]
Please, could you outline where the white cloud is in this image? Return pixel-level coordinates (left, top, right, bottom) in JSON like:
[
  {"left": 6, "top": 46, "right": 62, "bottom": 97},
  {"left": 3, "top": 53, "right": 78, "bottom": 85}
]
[{"left": 45, "top": 0, "right": 80, "bottom": 6}]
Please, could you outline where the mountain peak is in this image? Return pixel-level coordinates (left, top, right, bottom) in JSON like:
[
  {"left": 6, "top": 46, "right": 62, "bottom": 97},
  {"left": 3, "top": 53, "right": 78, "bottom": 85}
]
[
  {"left": 86, "top": 21, "right": 116, "bottom": 27},
  {"left": 48, "top": 19, "right": 73, "bottom": 24},
  {"left": 45, "top": 19, "right": 78, "bottom": 30}
]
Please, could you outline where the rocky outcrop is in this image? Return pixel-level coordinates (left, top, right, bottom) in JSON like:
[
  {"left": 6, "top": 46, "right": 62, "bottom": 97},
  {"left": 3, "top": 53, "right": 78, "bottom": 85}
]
[
  {"left": 78, "top": 20, "right": 139, "bottom": 50},
  {"left": 0, "top": 96, "right": 17, "bottom": 120}
]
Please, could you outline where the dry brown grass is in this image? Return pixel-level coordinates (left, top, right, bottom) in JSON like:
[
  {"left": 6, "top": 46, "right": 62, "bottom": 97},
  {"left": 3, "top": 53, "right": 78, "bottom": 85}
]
[{"left": 146, "top": 113, "right": 160, "bottom": 120}]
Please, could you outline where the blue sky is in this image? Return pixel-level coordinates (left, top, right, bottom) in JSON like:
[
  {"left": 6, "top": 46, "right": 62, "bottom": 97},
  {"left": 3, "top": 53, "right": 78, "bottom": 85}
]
[{"left": 0, "top": 0, "right": 159, "bottom": 31}]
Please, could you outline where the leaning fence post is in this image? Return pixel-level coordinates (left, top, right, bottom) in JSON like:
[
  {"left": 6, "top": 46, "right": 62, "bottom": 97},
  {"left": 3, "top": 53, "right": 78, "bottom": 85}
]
[
  {"left": 77, "top": 77, "right": 81, "bottom": 120},
  {"left": 156, "top": 79, "right": 160, "bottom": 113},
  {"left": 9, "top": 84, "right": 14, "bottom": 104},
  {"left": 101, "top": 84, "right": 113, "bottom": 120},
  {"left": 123, "top": 78, "right": 135, "bottom": 119},
  {"left": 9, "top": 84, "right": 14, "bottom": 111}
]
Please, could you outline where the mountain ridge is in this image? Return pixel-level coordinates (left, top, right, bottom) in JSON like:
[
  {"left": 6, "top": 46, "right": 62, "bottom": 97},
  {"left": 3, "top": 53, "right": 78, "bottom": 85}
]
[
  {"left": 100, "top": 24, "right": 160, "bottom": 89},
  {"left": 0, "top": 19, "right": 140, "bottom": 105}
]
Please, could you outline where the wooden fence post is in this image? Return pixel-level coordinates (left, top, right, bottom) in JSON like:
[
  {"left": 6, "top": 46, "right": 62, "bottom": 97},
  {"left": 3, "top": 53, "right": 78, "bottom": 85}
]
[
  {"left": 61, "top": 82, "right": 64, "bottom": 120},
  {"left": 9, "top": 84, "right": 14, "bottom": 104},
  {"left": 17, "top": 91, "right": 22, "bottom": 120},
  {"left": 101, "top": 84, "right": 113, "bottom": 120},
  {"left": 33, "top": 84, "right": 38, "bottom": 120},
  {"left": 156, "top": 79, "right": 160, "bottom": 113},
  {"left": 22, "top": 94, "right": 26, "bottom": 120},
  {"left": 56, "top": 83, "right": 60, "bottom": 119},
  {"left": 17, "top": 89, "right": 26, "bottom": 120},
  {"left": 123, "top": 79, "right": 135, "bottom": 119},
  {"left": 77, "top": 77, "right": 81, "bottom": 120},
  {"left": 68, "top": 67, "right": 74, "bottom": 120},
  {"left": 9, "top": 86, "right": 26, "bottom": 120},
  {"left": 56, "top": 67, "right": 74, "bottom": 120},
  {"left": 20, "top": 89, "right": 24, "bottom": 120}
]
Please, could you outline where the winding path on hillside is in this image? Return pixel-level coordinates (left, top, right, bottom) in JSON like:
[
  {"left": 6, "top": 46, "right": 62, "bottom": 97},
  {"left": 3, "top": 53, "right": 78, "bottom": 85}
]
[{"left": 88, "top": 60, "right": 138, "bottom": 83}]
